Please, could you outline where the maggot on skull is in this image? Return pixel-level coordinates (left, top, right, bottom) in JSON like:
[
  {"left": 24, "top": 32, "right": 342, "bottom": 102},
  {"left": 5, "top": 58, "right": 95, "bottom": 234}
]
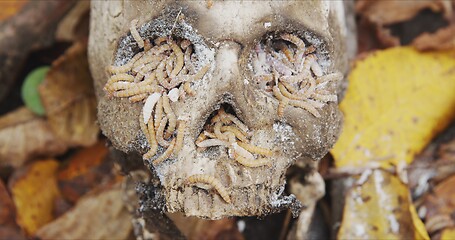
[{"left": 88, "top": 1, "right": 348, "bottom": 219}]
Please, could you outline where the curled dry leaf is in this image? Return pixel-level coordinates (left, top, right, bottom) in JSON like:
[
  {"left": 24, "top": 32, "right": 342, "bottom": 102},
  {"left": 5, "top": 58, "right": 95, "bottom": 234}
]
[
  {"left": 39, "top": 41, "right": 99, "bottom": 147},
  {"left": 57, "top": 140, "right": 118, "bottom": 203},
  {"left": 167, "top": 213, "right": 243, "bottom": 240},
  {"left": 0, "top": 107, "right": 67, "bottom": 167},
  {"left": 338, "top": 170, "right": 428, "bottom": 239},
  {"left": 36, "top": 184, "right": 132, "bottom": 240},
  {"left": 356, "top": 0, "right": 452, "bottom": 48},
  {"left": 356, "top": 0, "right": 449, "bottom": 25},
  {"left": 408, "top": 124, "right": 455, "bottom": 199},
  {"left": 8, "top": 159, "right": 61, "bottom": 235},
  {"left": 412, "top": 25, "right": 455, "bottom": 51},
  {"left": 421, "top": 175, "right": 455, "bottom": 235}
]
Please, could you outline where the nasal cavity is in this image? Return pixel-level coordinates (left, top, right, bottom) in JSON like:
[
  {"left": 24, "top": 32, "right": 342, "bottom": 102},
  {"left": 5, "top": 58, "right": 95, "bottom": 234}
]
[{"left": 195, "top": 103, "right": 250, "bottom": 152}]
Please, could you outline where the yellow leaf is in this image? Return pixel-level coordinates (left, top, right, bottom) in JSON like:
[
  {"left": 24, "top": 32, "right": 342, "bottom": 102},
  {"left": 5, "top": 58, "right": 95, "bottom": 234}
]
[
  {"left": 337, "top": 170, "right": 429, "bottom": 239},
  {"left": 409, "top": 202, "right": 429, "bottom": 240},
  {"left": 441, "top": 227, "right": 455, "bottom": 240},
  {"left": 331, "top": 47, "right": 455, "bottom": 168},
  {"left": 9, "top": 159, "right": 60, "bottom": 235}
]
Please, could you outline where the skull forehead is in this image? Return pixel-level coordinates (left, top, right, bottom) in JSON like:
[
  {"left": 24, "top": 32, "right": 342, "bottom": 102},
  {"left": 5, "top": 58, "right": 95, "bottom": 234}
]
[
  {"left": 128, "top": 1, "right": 332, "bottom": 44},
  {"left": 182, "top": 1, "right": 331, "bottom": 41}
]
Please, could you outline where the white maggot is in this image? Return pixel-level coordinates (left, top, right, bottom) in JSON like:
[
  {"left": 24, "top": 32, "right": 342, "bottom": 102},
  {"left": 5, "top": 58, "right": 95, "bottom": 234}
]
[{"left": 143, "top": 93, "right": 161, "bottom": 124}]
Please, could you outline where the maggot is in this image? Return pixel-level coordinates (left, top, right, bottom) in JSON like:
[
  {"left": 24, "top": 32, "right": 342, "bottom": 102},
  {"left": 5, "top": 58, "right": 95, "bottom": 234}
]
[
  {"left": 104, "top": 81, "right": 132, "bottom": 93},
  {"left": 130, "top": 19, "right": 144, "bottom": 49},
  {"left": 129, "top": 93, "right": 148, "bottom": 103},
  {"left": 273, "top": 85, "right": 320, "bottom": 117},
  {"left": 140, "top": 113, "right": 158, "bottom": 160},
  {"left": 162, "top": 94, "right": 177, "bottom": 139},
  {"left": 106, "top": 73, "right": 135, "bottom": 85},
  {"left": 173, "top": 120, "right": 186, "bottom": 153},
  {"left": 184, "top": 45, "right": 196, "bottom": 74},
  {"left": 169, "top": 40, "right": 184, "bottom": 77},
  {"left": 231, "top": 143, "right": 254, "bottom": 160},
  {"left": 156, "top": 117, "right": 171, "bottom": 147},
  {"left": 234, "top": 154, "right": 271, "bottom": 168},
  {"left": 143, "top": 116, "right": 158, "bottom": 160},
  {"left": 220, "top": 126, "right": 248, "bottom": 143},
  {"left": 112, "top": 85, "right": 163, "bottom": 98},
  {"left": 281, "top": 33, "right": 306, "bottom": 51},
  {"left": 196, "top": 139, "right": 228, "bottom": 148},
  {"left": 107, "top": 52, "right": 145, "bottom": 74},
  {"left": 153, "top": 138, "right": 176, "bottom": 165},
  {"left": 142, "top": 92, "right": 162, "bottom": 124},
  {"left": 219, "top": 111, "right": 249, "bottom": 135},
  {"left": 277, "top": 97, "right": 289, "bottom": 117},
  {"left": 214, "top": 121, "right": 227, "bottom": 141},
  {"left": 156, "top": 61, "right": 172, "bottom": 89},
  {"left": 183, "top": 82, "right": 195, "bottom": 96},
  {"left": 316, "top": 72, "right": 343, "bottom": 84},
  {"left": 237, "top": 141, "right": 273, "bottom": 157},
  {"left": 186, "top": 174, "right": 231, "bottom": 204},
  {"left": 154, "top": 98, "right": 164, "bottom": 132}
]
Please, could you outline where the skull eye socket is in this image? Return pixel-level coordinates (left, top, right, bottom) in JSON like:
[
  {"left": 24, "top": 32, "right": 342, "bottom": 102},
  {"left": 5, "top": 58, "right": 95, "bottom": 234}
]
[
  {"left": 104, "top": 18, "right": 215, "bottom": 163},
  {"left": 248, "top": 32, "right": 342, "bottom": 118}
]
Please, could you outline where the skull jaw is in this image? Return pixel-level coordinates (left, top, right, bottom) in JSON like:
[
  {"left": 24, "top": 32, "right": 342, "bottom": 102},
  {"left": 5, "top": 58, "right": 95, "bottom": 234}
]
[{"left": 149, "top": 121, "right": 302, "bottom": 218}]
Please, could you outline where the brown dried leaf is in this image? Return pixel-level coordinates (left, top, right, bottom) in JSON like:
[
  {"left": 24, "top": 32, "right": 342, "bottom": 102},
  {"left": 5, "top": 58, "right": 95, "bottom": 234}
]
[
  {"left": 0, "top": 180, "right": 16, "bottom": 226},
  {"left": 39, "top": 41, "right": 99, "bottom": 147},
  {"left": 422, "top": 175, "right": 455, "bottom": 235},
  {"left": 0, "top": 107, "right": 68, "bottom": 167},
  {"left": 0, "top": 1, "right": 28, "bottom": 21},
  {"left": 356, "top": 0, "right": 453, "bottom": 49},
  {"left": 55, "top": 1, "right": 90, "bottom": 42},
  {"left": 356, "top": 0, "right": 448, "bottom": 25},
  {"left": 9, "top": 159, "right": 61, "bottom": 235},
  {"left": 0, "top": 226, "right": 26, "bottom": 240},
  {"left": 413, "top": 25, "right": 455, "bottom": 51},
  {"left": 408, "top": 125, "right": 455, "bottom": 198},
  {"left": 36, "top": 184, "right": 132, "bottom": 240},
  {"left": 0, "top": 180, "right": 26, "bottom": 240},
  {"left": 57, "top": 140, "right": 117, "bottom": 203},
  {"left": 168, "top": 213, "right": 243, "bottom": 240},
  {"left": 0, "top": 107, "right": 35, "bottom": 129}
]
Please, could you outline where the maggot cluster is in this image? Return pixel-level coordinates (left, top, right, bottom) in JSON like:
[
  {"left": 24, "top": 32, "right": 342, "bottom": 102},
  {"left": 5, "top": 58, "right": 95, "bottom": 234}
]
[{"left": 250, "top": 33, "right": 342, "bottom": 118}]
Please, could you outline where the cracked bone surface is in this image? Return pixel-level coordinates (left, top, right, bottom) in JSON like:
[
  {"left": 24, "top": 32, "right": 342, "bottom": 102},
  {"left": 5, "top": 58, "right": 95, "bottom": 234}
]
[{"left": 89, "top": 1, "right": 348, "bottom": 219}]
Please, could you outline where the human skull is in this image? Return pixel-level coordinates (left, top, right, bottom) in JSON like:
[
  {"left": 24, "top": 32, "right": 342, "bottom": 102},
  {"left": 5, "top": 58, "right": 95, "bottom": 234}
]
[{"left": 89, "top": 1, "right": 348, "bottom": 219}]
